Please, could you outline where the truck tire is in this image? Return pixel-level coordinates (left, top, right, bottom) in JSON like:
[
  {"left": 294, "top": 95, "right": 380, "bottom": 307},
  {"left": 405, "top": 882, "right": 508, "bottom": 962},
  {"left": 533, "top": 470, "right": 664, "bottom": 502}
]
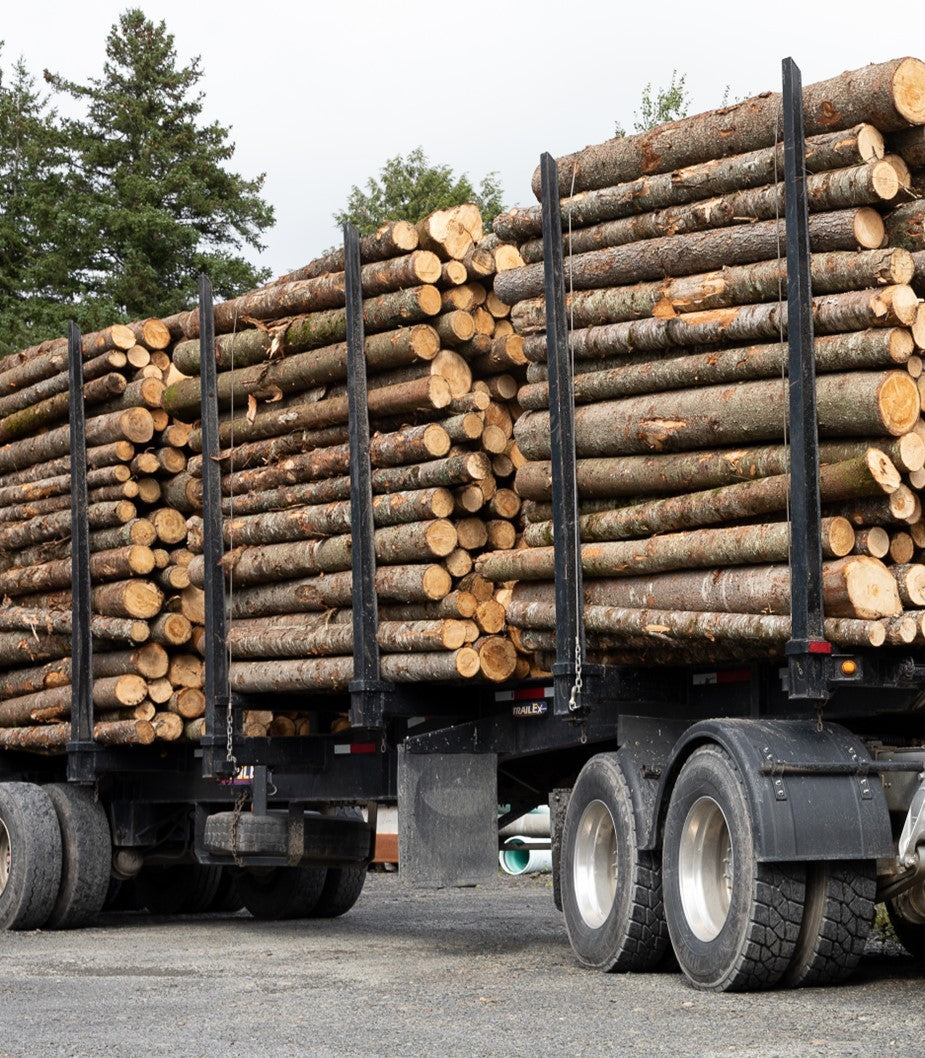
[
  {"left": 312, "top": 866, "right": 367, "bottom": 918},
  {"left": 782, "top": 861, "right": 876, "bottom": 987},
  {"left": 0, "top": 782, "right": 63, "bottom": 931},
  {"left": 238, "top": 866, "right": 327, "bottom": 920},
  {"left": 136, "top": 864, "right": 223, "bottom": 915},
  {"left": 662, "top": 746, "right": 805, "bottom": 992},
  {"left": 887, "top": 884, "right": 925, "bottom": 959},
  {"left": 208, "top": 868, "right": 244, "bottom": 913},
  {"left": 560, "top": 753, "right": 668, "bottom": 972},
  {"left": 45, "top": 784, "right": 112, "bottom": 930}
]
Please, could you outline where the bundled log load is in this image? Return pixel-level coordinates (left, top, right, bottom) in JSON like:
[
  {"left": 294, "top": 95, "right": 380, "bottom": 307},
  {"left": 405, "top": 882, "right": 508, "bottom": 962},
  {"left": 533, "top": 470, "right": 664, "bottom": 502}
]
[{"left": 480, "top": 56, "right": 925, "bottom": 667}]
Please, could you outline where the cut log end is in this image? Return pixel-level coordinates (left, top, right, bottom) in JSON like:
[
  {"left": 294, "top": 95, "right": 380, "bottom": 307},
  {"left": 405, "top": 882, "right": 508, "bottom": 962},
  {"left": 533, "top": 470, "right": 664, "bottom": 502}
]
[
  {"left": 422, "top": 565, "right": 453, "bottom": 600},
  {"left": 893, "top": 57, "right": 925, "bottom": 125},
  {"left": 857, "top": 124, "right": 886, "bottom": 163},
  {"left": 878, "top": 372, "right": 921, "bottom": 435},
  {"left": 854, "top": 208, "right": 886, "bottom": 249}
]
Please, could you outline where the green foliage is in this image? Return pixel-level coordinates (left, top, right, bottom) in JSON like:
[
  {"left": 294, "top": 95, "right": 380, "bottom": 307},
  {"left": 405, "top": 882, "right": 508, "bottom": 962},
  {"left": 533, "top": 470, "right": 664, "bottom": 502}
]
[
  {"left": 614, "top": 70, "right": 691, "bottom": 136},
  {"left": 44, "top": 8, "right": 274, "bottom": 320},
  {"left": 334, "top": 147, "right": 505, "bottom": 235}
]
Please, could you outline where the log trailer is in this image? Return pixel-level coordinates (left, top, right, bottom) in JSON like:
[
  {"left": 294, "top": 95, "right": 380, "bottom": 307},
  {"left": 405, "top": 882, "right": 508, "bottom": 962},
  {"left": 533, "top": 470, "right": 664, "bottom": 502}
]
[{"left": 2, "top": 59, "right": 925, "bottom": 992}]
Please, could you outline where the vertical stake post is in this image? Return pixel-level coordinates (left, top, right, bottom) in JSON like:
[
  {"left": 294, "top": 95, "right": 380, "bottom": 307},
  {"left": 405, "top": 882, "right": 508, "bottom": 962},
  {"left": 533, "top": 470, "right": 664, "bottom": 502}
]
[
  {"left": 198, "top": 275, "right": 233, "bottom": 776},
  {"left": 782, "top": 57, "right": 831, "bottom": 702},
  {"left": 540, "top": 152, "right": 586, "bottom": 717},
  {"left": 67, "top": 321, "right": 96, "bottom": 780},
  {"left": 344, "top": 224, "right": 389, "bottom": 728}
]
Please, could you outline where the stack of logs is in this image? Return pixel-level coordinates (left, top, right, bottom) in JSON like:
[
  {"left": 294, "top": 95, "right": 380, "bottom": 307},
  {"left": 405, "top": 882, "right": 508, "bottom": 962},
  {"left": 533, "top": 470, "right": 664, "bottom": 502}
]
[
  {"left": 479, "top": 56, "right": 925, "bottom": 667},
  {"left": 156, "top": 205, "right": 534, "bottom": 736},
  {"left": 0, "top": 319, "right": 206, "bottom": 750}
]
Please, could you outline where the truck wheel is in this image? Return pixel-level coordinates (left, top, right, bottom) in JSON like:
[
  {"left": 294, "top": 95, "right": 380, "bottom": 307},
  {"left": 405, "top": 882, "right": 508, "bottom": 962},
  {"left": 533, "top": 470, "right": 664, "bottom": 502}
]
[
  {"left": 887, "top": 884, "right": 925, "bottom": 959},
  {"left": 136, "top": 864, "right": 223, "bottom": 915},
  {"left": 312, "top": 866, "right": 367, "bottom": 918},
  {"left": 662, "top": 746, "right": 805, "bottom": 992},
  {"left": 0, "top": 782, "right": 63, "bottom": 931},
  {"left": 782, "top": 861, "right": 875, "bottom": 987},
  {"left": 560, "top": 753, "right": 668, "bottom": 972},
  {"left": 45, "top": 784, "right": 112, "bottom": 930},
  {"left": 238, "top": 866, "right": 327, "bottom": 920},
  {"left": 209, "top": 868, "right": 244, "bottom": 913}
]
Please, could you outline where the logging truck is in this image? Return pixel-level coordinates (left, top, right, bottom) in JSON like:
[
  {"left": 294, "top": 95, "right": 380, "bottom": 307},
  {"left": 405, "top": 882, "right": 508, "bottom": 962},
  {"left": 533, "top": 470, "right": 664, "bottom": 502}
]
[{"left": 3, "top": 54, "right": 925, "bottom": 995}]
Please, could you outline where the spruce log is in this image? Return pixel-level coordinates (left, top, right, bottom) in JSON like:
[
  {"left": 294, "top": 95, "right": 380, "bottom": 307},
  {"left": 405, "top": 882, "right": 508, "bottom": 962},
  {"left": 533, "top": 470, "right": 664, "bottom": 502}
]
[
  {"left": 417, "top": 205, "right": 483, "bottom": 260},
  {"left": 853, "top": 527, "right": 891, "bottom": 558},
  {"left": 913, "top": 251, "right": 925, "bottom": 296},
  {"left": 0, "top": 546, "right": 155, "bottom": 598},
  {"left": 510, "top": 249, "right": 914, "bottom": 333},
  {"left": 187, "top": 425, "right": 350, "bottom": 476},
  {"left": 891, "top": 563, "right": 925, "bottom": 607},
  {"left": 510, "top": 557, "right": 902, "bottom": 618},
  {"left": 519, "top": 331, "right": 915, "bottom": 409},
  {"left": 188, "top": 375, "right": 451, "bottom": 450},
  {"left": 521, "top": 453, "right": 897, "bottom": 545},
  {"left": 522, "top": 287, "right": 918, "bottom": 364},
  {"left": 0, "top": 350, "right": 128, "bottom": 419},
  {"left": 0, "top": 324, "right": 134, "bottom": 394},
  {"left": 515, "top": 372, "right": 919, "bottom": 459},
  {"left": 226, "top": 619, "right": 467, "bottom": 658},
  {"left": 494, "top": 125, "right": 885, "bottom": 241},
  {"left": 228, "top": 565, "right": 452, "bottom": 618},
  {"left": 0, "top": 607, "right": 147, "bottom": 642},
  {"left": 0, "top": 464, "right": 130, "bottom": 510},
  {"left": 0, "top": 719, "right": 153, "bottom": 751},
  {"left": 505, "top": 600, "right": 886, "bottom": 649},
  {"left": 229, "top": 648, "right": 479, "bottom": 694},
  {"left": 494, "top": 209, "right": 884, "bottom": 303},
  {"left": 885, "top": 201, "right": 925, "bottom": 251},
  {"left": 518, "top": 159, "right": 902, "bottom": 263},
  {"left": 0, "top": 500, "right": 135, "bottom": 551},
  {"left": 19, "top": 579, "right": 164, "bottom": 620},
  {"left": 0, "top": 440, "right": 135, "bottom": 491},
  {"left": 515, "top": 436, "right": 925, "bottom": 500},
  {"left": 480, "top": 519, "right": 853, "bottom": 581},
  {"left": 223, "top": 489, "right": 454, "bottom": 546},
  {"left": 0, "top": 674, "right": 148, "bottom": 727},
  {"left": 148, "top": 612, "right": 193, "bottom": 647},
  {"left": 531, "top": 59, "right": 925, "bottom": 198},
  {"left": 272, "top": 221, "right": 419, "bottom": 284}
]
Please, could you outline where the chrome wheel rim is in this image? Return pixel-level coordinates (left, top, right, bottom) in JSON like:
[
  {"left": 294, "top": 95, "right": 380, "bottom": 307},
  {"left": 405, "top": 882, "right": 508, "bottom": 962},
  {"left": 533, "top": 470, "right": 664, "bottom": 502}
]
[
  {"left": 0, "top": 819, "right": 10, "bottom": 896},
  {"left": 678, "top": 796, "right": 733, "bottom": 942},
  {"left": 572, "top": 799, "right": 617, "bottom": 928}
]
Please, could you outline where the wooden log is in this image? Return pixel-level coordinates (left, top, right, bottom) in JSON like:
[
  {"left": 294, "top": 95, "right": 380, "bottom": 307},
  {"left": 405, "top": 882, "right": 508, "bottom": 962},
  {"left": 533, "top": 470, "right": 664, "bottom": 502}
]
[
  {"left": 883, "top": 616, "right": 918, "bottom": 645},
  {"left": 913, "top": 251, "right": 925, "bottom": 296},
  {"left": 0, "top": 545, "right": 156, "bottom": 597},
  {"left": 506, "top": 601, "right": 886, "bottom": 649},
  {"left": 885, "top": 201, "right": 925, "bottom": 251},
  {"left": 511, "top": 249, "right": 914, "bottom": 334},
  {"left": 151, "top": 712, "right": 184, "bottom": 741},
  {"left": 481, "top": 518, "right": 853, "bottom": 581},
  {"left": 510, "top": 556, "right": 902, "bottom": 619},
  {"left": 375, "top": 591, "right": 479, "bottom": 621},
  {"left": 522, "top": 453, "right": 898, "bottom": 545},
  {"left": 495, "top": 125, "right": 886, "bottom": 242},
  {"left": 148, "top": 612, "right": 193, "bottom": 646},
  {"left": 532, "top": 59, "right": 925, "bottom": 198},
  {"left": 476, "top": 636, "right": 517, "bottom": 682},
  {"left": 495, "top": 209, "right": 884, "bottom": 304},
  {"left": 151, "top": 508, "right": 188, "bottom": 545},
  {"left": 0, "top": 718, "right": 153, "bottom": 751},
  {"left": 188, "top": 375, "right": 451, "bottom": 451},
  {"left": 891, "top": 563, "right": 925, "bottom": 606},
  {"left": 515, "top": 435, "right": 925, "bottom": 500},
  {"left": 229, "top": 648, "right": 480, "bottom": 694},
  {"left": 0, "top": 440, "right": 135, "bottom": 492},
  {"left": 0, "top": 607, "right": 147, "bottom": 642},
  {"left": 516, "top": 372, "right": 919, "bottom": 459},
  {"left": 0, "top": 324, "right": 134, "bottom": 394},
  {"left": 518, "top": 159, "right": 903, "bottom": 263},
  {"left": 854, "top": 527, "right": 891, "bottom": 558},
  {"left": 0, "top": 500, "right": 135, "bottom": 552},
  {"left": 168, "top": 687, "right": 206, "bottom": 720},
  {"left": 0, "top": 350, "right": 128, "bottom": 420},
  {"left": 226, "top": 618, "right": 468, "bottom": 658},
  {"left": 272, "top": 222, "right": 419, "bottom": 284},
  {"left": 523, "top": 286, "right": 918, "bottom": 365},
  {"left": 223, "top": 488, "right": 454, "bottom": 547},
  {"left": 0, "top": 672, "right": 148, "bottom": 727},
  {"left": 417, "top": 205, "right": 483, "bottom": 260},
  {"left": 519, "top": 330, "right": 915, "bottom": 409}
]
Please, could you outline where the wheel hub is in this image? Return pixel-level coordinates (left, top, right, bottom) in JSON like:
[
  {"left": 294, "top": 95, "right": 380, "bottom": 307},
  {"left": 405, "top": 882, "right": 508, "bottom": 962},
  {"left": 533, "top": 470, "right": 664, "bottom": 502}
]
[
  {"left": 572, "top": 799, "right": 617, "bottom": 929},
  {"left": 894, "top": 880, "right": 925, "bottom": 926},
  {"left": 678, "top": 796, "right": 733, "bottom": 942},
  {"left": 0, "top": 819, "right": 10, "bottom": 896}
]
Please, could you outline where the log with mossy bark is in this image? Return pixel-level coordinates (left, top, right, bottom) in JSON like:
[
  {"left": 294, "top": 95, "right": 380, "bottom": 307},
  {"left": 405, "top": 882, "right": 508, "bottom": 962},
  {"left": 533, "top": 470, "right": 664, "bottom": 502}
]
[
  {"left": 514, "top": 372, "right": 919, "bottom": 459},
  {"left": 510, "top": 249, "right": 914, "bottom": 334},
  {"left": 532, "top": 58, "right": 925, "bottom": 198},
  {"left": 494, "top": 209, "right": 885, "bottom": 304}
]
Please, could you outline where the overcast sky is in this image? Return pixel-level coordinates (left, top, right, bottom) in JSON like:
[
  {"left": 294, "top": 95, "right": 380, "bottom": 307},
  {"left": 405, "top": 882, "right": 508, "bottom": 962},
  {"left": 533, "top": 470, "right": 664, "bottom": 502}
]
[{"left": 2, "top": 0, "right": 920, "bottom": 277}]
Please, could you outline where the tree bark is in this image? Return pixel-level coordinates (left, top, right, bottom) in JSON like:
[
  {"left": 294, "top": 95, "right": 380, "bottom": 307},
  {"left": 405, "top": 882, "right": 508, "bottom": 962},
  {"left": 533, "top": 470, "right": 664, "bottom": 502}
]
[
  {"left": 0, "top": 545, "right": 156, "bottom": 598},
  {"left": 523, "top": 286, "right": 918, "bottom": 364},
  {"left": 272, "top": 221, "right": 420, "bottom": 284},
  {"left": 0, "top": 607, "right": 147, "bottom": 642},
  {"left": 885, "top": 202, "right": 925, "bottom": 251},
  {"left": 495, "top": 209, "right": 884, "bottom": 304},
  {"left": 0, "top": 440, "right": 135, "bottom": 492},
  {"left": 226, "top": 618, "right": 468, "bottom": 658},
  {"left": 510, "top": 556, "right": 901, "bottom": 619},
  {"left": 511, "top": 249, "right": 914, "bottom": 334},
  {"left": 515, "top": 372, "right": 919, "bottom": 459},
  {"left": 531, "top": 58, "right": 925, "bottom": 198},
  {"left": 519, "top": 330, "right": 915, "bottom": 409},
  {"left": 148, "top": 613, "right": 193, "bottom": 647},
  {"left": 0, "top": 500, "right": 135, "bottom": 552},
  {"left": 519, "top": 159, "right": 902, "bottom": 263}
]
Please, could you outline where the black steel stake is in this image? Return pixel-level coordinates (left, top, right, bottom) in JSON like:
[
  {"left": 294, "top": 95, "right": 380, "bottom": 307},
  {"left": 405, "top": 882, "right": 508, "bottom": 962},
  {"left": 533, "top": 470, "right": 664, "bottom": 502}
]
[
  {"left": 67, "top": 321, "right": 96, "bottom": 781},
  {"left": 782, "top": 57, "right": 831, "bottom": 702},
  {"left": 344, "top": 224, "right": 390, "bottom": 728},
  {"left": 540, "top": 151, "right": 586, "bottom": 717},
  {"left": 198, "top": 275, "right": 233, "bottom": 776}
]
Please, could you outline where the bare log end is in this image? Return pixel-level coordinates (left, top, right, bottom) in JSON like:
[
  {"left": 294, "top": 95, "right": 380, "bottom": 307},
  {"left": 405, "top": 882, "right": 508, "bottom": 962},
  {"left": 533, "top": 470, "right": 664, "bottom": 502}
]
[{"left": 893, "top": 57, "right": 925, "bottom": 125}]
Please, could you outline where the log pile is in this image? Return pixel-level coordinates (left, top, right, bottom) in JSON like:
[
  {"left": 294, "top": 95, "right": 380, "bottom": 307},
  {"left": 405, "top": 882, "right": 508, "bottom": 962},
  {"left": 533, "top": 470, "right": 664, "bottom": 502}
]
[
  {"left": 479, "top": 57, "right": 925, "bottom": 667},
  {"left": 159, "top": 206, "right": 533, "bottom": 713},
  {"left": 0, "top": 318, "right": 204, "bottom": 749}
]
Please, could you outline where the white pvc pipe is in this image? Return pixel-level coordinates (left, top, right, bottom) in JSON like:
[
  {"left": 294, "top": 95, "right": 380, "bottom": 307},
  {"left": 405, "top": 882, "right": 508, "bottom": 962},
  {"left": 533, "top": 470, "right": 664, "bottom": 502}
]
[
  {"left": 499, "top": 836, "right": 552, "bottom": 875},
  {"left": 498, "top": 805, "right": 550, "bottom": 841}
]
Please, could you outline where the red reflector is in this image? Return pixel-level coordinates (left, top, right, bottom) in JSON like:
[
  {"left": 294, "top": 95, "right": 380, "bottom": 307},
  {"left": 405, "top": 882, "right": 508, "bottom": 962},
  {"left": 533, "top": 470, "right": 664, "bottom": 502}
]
[
  {"left": 351, "top": 742, "right": 377, "bottom": 754},
  {"left": 716, "top": 669, "right": 752, "bottom": 684},
  {"left": 807, "top": 641, "right": 832, "bottom": 654}
]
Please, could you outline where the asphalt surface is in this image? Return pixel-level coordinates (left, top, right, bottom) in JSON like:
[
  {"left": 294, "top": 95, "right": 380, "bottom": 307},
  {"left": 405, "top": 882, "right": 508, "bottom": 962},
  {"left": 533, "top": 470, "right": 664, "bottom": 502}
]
[{"left": 1, "top": 872, "right": 924, "bottom": 1058}]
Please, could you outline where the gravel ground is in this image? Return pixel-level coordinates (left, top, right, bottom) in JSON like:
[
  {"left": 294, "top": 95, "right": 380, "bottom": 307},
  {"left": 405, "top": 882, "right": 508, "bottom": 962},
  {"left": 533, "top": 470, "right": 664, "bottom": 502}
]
[{"left": 0, "top": 872, "right": 923, "bottom": 1058}]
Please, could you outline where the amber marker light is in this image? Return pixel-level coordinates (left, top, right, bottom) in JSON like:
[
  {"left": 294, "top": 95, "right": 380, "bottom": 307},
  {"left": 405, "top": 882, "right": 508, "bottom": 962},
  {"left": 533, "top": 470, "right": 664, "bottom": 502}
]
[{"left": 841, "top": 659, "right": 858, "bottom": 676}]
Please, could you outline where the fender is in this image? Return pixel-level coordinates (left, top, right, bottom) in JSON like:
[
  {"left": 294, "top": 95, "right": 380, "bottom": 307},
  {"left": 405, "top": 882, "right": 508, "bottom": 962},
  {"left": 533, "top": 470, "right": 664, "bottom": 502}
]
[{"left": 639, "top": 718, "right": 892, "bottom": 862}]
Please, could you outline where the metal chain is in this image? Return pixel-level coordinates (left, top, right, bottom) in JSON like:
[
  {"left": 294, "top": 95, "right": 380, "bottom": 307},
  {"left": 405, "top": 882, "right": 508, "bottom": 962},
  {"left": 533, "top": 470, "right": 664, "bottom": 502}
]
[
  {"left": 229, "top": 789, "right": 247, "bottom": 867},
  {"left": 226, "top": 695, "right": 237, "bottom": 769},
  {"left": 568, "top": 637, "right": 584, "bottom": 712}
]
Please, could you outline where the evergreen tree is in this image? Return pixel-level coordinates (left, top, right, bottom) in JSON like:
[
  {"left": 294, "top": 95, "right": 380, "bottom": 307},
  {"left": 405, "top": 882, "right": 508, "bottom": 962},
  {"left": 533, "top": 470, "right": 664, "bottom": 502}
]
[
  {"left": 0, "top": 49, "right": 80, "bottom": 356},
  {"left": 334, "top": 147, "right": 505, "bottom": 235},
  {"left": 46, "top": 9, "right": 274, "bottom": 319}
]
